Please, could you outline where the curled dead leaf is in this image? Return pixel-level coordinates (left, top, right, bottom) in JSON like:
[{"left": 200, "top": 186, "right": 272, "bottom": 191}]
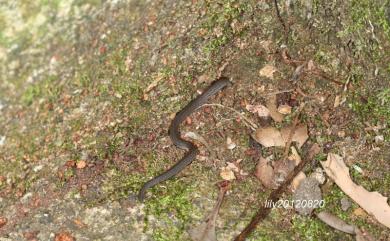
[
  {"left": 226, "top": 137, "right": 236, "bottom": 150},
  {"left": 253, "top": 125, "right": 308, "bottom": 148},
  {"left": 280, "top": 125, "right": 309, "bottom": 148},
  {"left": 277, "top": 104, "right": 292, "bottom": 115},
  {"left": 290, "top": 172, "right": 306, "bottom": 192},
  {"left": 254, "top": 127, "right": 284, "bottom": 147},
  {"left": 321, "top": 154, "right": 390, "bottom": 228},
  {"left": 220, "top": 167, "right": 236, "bottom": 181},
  {"left": 76, "top": 160, "right": 87, "bottom": 169},
  {"left": 255, "top": 156, "right": 275, "bottom": 189},
  {"left": 246, "top": 104, "right": 270, "bottom": 117},
  {"left": 266, "top": 95, "right": 284, "bottom": 122},
  {"left": 288, "top": 146, "right": 302, "bottom": 165},
  {"left": 188, "top": 183, "right": 228, "bottom": 241},
  {"left": 316, "top": 211, "right": 356, "bottom": 234},
  {"left": 184, "top": 132, "right": 211, "bottom": 151}
]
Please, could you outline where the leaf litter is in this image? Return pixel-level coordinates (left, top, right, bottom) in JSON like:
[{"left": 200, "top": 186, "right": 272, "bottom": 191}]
[
  {"left": 321, "top": 153, "right": 390, "bottom": 228},
  {"left": 253, "top": 124, "right": 308, "bottom": 148},
  {"left": 188, "top": 182, "right": 230, "bottom": 241}
]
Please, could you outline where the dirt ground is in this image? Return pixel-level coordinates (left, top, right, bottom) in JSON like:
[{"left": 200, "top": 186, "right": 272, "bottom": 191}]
[{"left": 0, "top": 0, "right": 389, "bottom": 240}]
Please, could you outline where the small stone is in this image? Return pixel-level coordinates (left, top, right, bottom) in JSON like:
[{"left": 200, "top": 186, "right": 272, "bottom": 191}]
[
  {"left": 277, "top": 104, "right": 292, "bottom": 114},
  {"left": 293, "top": 177, "right": 322, "bottom": 215},
  {"left": 340, "top": 197, "right": 351, "bottom": 211},
  {"left": 337, "top": 130, "right": 346, "bottom": 138},
  {"left": 309, "top": 168, "right": 326, "bottom": 184},
  {"left": 226, "top": 137, "right": 236, "bottom": 150},
  {"left": 33, "top": 165, "right": 43, "bottom": 172},
  {"left": 374, "top": 135, "right": 384, "bottom": 143}
]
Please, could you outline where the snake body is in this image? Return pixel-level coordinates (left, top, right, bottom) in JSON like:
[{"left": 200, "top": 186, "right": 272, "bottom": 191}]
[{"left": 138, "top": 77, "right": 231, "bottom": 201}]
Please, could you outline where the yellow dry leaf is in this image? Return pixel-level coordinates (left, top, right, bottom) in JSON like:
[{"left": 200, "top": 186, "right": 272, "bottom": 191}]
[
  {"left": 266, "top": 95, "right": 284, "bottom": 122},
  {"left": 254, "top": 127, "right": 285, "bottom": 147},
  {"left": 259, "top": 64, "right": 277, "bottom": 79}
]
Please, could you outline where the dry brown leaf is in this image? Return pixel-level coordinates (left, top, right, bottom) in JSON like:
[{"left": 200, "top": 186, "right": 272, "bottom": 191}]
[
  {"left": 266, "top": 95, "right": 284, "bottom": 122},
  {"left": 290, "top": 172, "right": 306, "bottom": 192},
  {"left": 226, "top": 162, "right": 240, "bottom": 172},
  {"left": 321, "top": 154, "right": 390, "bottom": 228},
  {"left": 259, "top": 64, "right": 277, "bottom": 79},
  {"left": 245, "top": 104, "right": 270, "bottom": 117},
  {"left": 316, "top": 211, "right": 356, "bottom": 234},
  {"left": 220, "top": 167, "right": 236, "bottom": 181},
  {"left": 334, "top": 95, "right": 341, "bottom": 108},
  {"left": 0, "top": 216, "right": 7, "bottom": 228},
  {"left": 198, "top": 74, "right": 210, "bottom": 83},
  {"left": 307, "top": 59, "right": 315, "bottom": 71},
  {"left": 226, "top": 137, "right": 236, "bottom": 150},
  {"left": 353, "top": 207, "right": 367, "bottom": 217},
  {"left": 277, "top": 104, "right": 292, "bottom": 115},
  {"left": 254, "top": 125, "right": 308, "bottom": 148},
  {"left": 288, "top": 146, "right": 302, "bottom": 165},
  {"left": 188, "top": 183, "right": 228, "bottom": 241},
  {"left": 281, "top": 125, "right": 309, "bottom": 148},
  {"left": 255, "top": 156, "right": 275, "bottom": 189},
  {"left": 253, "top": 127, "right": 284, "bottom": 147},
  {"left": 76, "top": 160, "right": 87, "bottom": 169},
  {"left": 184, "top": 131, "right": 213, "bottom": 156},
  {"left": 54, "top": 232, "right": 75, "bottom": 241}
]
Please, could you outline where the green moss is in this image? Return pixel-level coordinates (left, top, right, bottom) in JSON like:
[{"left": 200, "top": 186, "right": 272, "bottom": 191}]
[
  {"left": 350, "top": 88, "right": 390, "bottom": 140},
  {"left": 292, "top": 215, "right": 350, "bottom": 241},
  {"left": 202, "top": 0, "right": 250, "bottom": 54},
  {"left": 21, "top": 75, "right": 62, "bottom": 105},
  {"left": 146, "top": 179, "right": 196, "bottom": 239}
]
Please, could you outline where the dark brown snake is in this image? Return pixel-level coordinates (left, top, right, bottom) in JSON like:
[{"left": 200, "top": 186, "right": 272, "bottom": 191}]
[{"left": 138, "top": 77, "right": 231, "bottom": 201}]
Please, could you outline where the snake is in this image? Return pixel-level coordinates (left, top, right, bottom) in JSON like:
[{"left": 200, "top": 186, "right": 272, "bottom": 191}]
[{"left": 138, "top": 77, "right": 231, "bottom": 201}]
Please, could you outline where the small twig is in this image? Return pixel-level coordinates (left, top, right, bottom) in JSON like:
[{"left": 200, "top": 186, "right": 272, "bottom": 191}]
[
  {"left": 308, "top": 69, "right": 344, "bottom": 86},
  {"left": 258, "top": 89, "right": 295, "bottom": 97},
  {"left": 282, "top": 109, "right": 301, "bottom": 158},
  {"left": 234, "top": 143, "right": 320, "bottom": 241},
  {"left": 202, "top": 104, "right": 258, "bottom": 131},
  {"left": 234, "top": 105, "right": 310, "bottom": 241},
  {"left": 273, "top": 0, "right": 288, "bottom": 43}
]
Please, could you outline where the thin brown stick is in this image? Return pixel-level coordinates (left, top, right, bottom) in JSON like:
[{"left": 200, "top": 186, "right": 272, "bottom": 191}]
[
  {"left": 234, "top": 142, "right": 320, "bottom": 241},
  {"left": 235, "top": 105, "right": 317, "bottom": 241},
  {"left": 273, "top": 0, "right": 288, "bottom": 42},
  {"left": 203, "top": 103, "right": 259, "bottom": 130},
  {"left": 308, "top": 69, "right": 344, "bottom": 86}
]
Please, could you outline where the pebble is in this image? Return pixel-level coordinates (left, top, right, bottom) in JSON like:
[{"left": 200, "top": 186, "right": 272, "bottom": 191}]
[
  {"left": 293, "top": 177, "right": 323, "bottom": 215},
  {"left": 340, "top": 197, "right": 351, "bottom": 211},
  {"left": 374, "top": 135, "right": 384, "bottom": 143},
  {"left": 309, "top": 167, "right": 326, "bottom": 184}
]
